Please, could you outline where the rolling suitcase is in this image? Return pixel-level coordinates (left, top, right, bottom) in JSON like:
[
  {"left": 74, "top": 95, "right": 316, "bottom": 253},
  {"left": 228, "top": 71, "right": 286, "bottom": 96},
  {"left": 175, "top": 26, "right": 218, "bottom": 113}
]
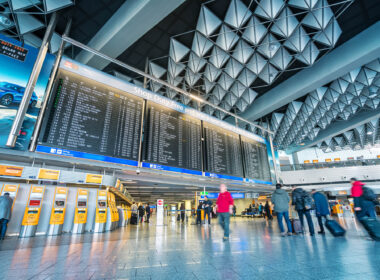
[
  {"left": 360, "top": 218, "right": 380, "bottom": 241},
  {"left": 130, "top": 213, "right": 138, "bottom": 225},
  {"left": 291, "top": 219, "right": 302, "bottom": 233},
  {"left": 325, "top": 219, "right": 346, "bottom": 237}
]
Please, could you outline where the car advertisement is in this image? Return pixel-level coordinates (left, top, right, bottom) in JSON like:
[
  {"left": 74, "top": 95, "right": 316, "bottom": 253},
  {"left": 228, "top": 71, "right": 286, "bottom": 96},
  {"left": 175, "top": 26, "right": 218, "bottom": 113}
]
[{"left": 0, "top": 34, "right": 55, "bottom": 150}]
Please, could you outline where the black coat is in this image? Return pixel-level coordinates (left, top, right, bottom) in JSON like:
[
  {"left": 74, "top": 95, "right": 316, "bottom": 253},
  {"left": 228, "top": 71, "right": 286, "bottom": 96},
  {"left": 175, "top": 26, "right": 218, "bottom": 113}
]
[
  {"left": 138, "top": 206, "right": 145, "bottom": 216},
  {"left": 292, "top": 188, "right": 306, "bottom": 211}
]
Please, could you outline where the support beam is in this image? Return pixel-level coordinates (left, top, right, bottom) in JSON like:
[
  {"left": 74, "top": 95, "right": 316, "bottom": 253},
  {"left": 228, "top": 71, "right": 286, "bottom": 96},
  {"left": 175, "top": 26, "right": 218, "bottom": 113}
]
[
  {"left": 286, "top": 108, "right": 380, "bottom": 154},
  {"left": 239, "top": 21, "right": 380, "bottom": 121},
  {"left": 75, "top": 0, "right": 185, "bottom": 70}
]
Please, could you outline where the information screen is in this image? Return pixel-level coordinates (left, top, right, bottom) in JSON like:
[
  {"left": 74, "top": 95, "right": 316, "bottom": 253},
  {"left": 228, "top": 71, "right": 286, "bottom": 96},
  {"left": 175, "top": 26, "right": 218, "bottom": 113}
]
[
  {"left": 203, "top": 122, "right": 244, "bottom": 178},
  {"left": 38, "top": 69, "right": 143, "bottom": 164},
  {"left": 241, "top": 136, "right": 271, "bottom": 182},
  {"left": 142, "top": 101, "right": 202, "bottom": 173}
]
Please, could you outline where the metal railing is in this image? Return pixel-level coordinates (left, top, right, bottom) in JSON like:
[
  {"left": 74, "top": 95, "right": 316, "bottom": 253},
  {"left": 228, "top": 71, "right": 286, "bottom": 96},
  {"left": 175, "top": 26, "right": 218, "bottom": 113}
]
[{"left": 281, "top": 159, "right": 380, "bottom": 171}]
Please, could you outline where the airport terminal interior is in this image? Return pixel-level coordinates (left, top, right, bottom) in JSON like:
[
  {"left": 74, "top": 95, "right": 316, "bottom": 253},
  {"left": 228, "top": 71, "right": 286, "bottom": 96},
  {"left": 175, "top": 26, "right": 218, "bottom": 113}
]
[{"left": 0, "top": 0, "right": 380, "bottom": 279}]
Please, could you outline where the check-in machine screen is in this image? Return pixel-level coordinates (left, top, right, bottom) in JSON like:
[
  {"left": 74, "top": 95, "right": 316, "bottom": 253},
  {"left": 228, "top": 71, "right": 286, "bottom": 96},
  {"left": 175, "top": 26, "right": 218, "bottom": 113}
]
[{"left": 78, "top": 201, "right": 87, "bottom": 207}]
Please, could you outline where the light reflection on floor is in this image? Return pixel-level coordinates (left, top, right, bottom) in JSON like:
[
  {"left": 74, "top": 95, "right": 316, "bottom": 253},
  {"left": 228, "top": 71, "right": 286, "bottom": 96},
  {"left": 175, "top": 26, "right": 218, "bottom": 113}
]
[{"left": 0, "top": 216, "right": 378, "bottom": 279}]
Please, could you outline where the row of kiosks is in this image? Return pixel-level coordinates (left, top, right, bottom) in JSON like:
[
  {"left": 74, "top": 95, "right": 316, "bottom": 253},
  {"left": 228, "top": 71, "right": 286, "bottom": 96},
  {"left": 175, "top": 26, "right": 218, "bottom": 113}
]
[{"left": 0, "top": 184, "right": 124, "bottom": 237}]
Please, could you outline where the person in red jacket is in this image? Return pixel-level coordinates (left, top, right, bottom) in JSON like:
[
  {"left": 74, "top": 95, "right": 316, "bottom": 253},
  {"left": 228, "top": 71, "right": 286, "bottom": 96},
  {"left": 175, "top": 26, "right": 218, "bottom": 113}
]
[
  {"left": 216, "top": 184, "right": 234, "bottom": 241},
  {"left": 350, "top": 178, "right": 376, "bottom": 220}
]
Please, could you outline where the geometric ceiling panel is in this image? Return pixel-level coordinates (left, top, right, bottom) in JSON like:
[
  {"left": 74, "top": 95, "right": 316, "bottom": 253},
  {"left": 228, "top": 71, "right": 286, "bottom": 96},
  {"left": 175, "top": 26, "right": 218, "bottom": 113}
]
[
  {"left": 232, "top": 39, "right": 254, "bottom": 64},
  {"left": 216, "top": 24, "right": 239, "bottom": 51},
  {"left": 209, "top": 46, "right": 230, "bottom": 68},
  {"left": 145, "top": 0, "right": 349, "bottom": 120},
  {"left": 192, "top": 32, "right": 213, "bottom": 57},
  {"left": 257, "top": 33, "right": 281, "bottom": 58},
  {"left": 242, "top": 16, "right": 267, "bottom": 45},
  {"left": 224, "top": 0, "right": 252, "bottom": 29},
  {"left": 271, "top": 7, "right": 299, "bottom": 38},
  {"left": 272, "top": 57, "right": 380, "bottom": 150},
  {"left": 196, "top": 5, "right": 222, "bottom": 37},
  {"left": 255, "top": 0, "right": 285, "bottom": 20},
  {"left": 170, "top": 38, "right": 190, "bottom": 63},
  {"left": 302, "top": 0, "right": 333, "bottom": 30},
  {"left": 224, "top": 58, "right": 244, "bottom": 78}
]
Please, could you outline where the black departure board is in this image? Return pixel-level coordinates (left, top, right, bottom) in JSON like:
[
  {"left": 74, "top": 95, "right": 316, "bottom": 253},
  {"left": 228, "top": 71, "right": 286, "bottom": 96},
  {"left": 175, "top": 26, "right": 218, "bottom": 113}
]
[
  {"left": 241, "top": 136, "right": 271, "bottom": 182},
  {"left": 38, "top": 69, "right": 143, "bottom": 161},
  {"left": 203, "top": 122, "right": 244, "bottom": 177},
  {"left": 142, "top": 101, "right": 202, "bottom": 171}
]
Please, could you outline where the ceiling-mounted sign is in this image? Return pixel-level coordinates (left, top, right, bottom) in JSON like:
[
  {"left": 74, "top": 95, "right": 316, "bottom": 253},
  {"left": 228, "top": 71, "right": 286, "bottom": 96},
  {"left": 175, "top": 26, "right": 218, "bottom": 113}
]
[
  {"left": 0, "top": 165, "right": 23, "bottom": 177},
  {"left": 200, "top": 191, "right": 208, "bottom": 195},
  {"left": 38, "top": 169, "right": 60, "bottom": 180},
  {"left": 325, "top": 158, "right": 332, "bottom": 162},
  {"left": 334, "top": 158, "right": 341, "bottom": 162},
  {"left": 85, "top": 174, "right": 103, "bottom": 184},
  {"left": 0, "top": 39, "right": 28, "bottom": 62}
]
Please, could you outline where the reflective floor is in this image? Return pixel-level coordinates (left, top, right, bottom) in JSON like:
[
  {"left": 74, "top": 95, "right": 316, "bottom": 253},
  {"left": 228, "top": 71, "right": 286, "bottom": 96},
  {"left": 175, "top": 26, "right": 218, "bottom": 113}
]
[{"left": 0, "top": 216, "right": 379, "bottom": 280}]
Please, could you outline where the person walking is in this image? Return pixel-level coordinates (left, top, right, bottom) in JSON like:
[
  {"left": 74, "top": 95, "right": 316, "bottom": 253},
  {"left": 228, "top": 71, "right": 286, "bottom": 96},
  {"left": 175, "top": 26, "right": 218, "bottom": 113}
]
[
  {"left": 292, "top": 187, "right": 315, "bottom": 236},
  {"left": 350, "top": 178, "right": 376, "bottom": 219},
  {"left": 264, "top": 201, "right": 272, "bottom": 220},
  {"left": 233, "top": 205, "right": 237, "bottom": 217},
  {"left": 203, "top": 196, "right": 212, "bottom": 225},
  {"left": 145, "top": 204, "right": 151, "bottom": 223},
  {"left": 311, "top": 189, "right": 330, "bottom": 234},
  {"left": 216, "top": 184, "right": 234, "bottom": 241},
  {"left": 0, "top": 193, "right": 13, "bottom": 240},
  {"left": 196, "top": 202, "right": 203, "bottom": 225},
  {"left": 271, "top": 184, "right": 292, "bottom": 236},
  {"left": 138, "top": 204, "right": 145, "bottom": 223},
  {"left": 259, "top": 203, "right": 263, "bottom": 216},
  {"left": 131, "top": 202, "right": 138, "bottom": 225},
  {"left": 180, "top": 203, "right": 185, "bottom": 223}
]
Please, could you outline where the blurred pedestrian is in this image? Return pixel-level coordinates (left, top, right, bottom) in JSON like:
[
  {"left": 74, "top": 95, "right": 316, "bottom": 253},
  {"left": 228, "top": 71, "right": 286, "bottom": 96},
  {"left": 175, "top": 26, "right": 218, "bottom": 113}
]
[
  {"left": 216, "top": 184, "right": 234, "bottom": 241},
  {"left": 0, "top": 193, "right": 13, "bottom": 240},
  {"left": 311, "top": 189, "right": 330, "bottom": 234},
  {"left": 271, "top": 184, "right": 292, "bottom": 236}
]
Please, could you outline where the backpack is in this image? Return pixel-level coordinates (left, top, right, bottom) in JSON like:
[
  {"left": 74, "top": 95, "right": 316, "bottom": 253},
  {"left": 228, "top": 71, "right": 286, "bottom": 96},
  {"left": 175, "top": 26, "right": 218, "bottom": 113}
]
[
  {"left": 303, "top": 193, "right": 315, "bottom": 210},
  {"left": 362, "top": 186, "right": 377, "bottom": 202}
]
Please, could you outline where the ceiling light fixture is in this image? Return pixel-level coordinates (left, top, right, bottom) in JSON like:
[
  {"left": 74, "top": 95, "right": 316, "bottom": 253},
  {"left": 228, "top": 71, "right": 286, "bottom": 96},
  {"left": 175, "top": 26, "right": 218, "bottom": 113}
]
[{"left": 367, "top": 131, "right": 373, "bottom": 135}]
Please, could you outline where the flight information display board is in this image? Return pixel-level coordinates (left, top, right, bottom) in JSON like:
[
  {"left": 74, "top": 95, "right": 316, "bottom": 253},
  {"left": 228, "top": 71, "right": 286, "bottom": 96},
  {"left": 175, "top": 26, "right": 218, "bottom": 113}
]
[
  {"left": 241, "top": 136, "right": 271, "bottom": 183},
  {"left": 37, "top": 69, "right": 143, "bottom": 165},
  {"left": 203, "top": 122, "right": 244, "bottom": 179},
  {"left": 142, "top": 101, "right": 202, "bottom": 174}
]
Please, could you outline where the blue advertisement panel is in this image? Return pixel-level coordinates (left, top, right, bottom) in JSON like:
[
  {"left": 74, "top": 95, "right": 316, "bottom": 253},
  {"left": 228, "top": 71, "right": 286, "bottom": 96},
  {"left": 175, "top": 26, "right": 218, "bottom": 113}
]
[{"left": 0, "top": 34, "right": 55, "bottom": 150}]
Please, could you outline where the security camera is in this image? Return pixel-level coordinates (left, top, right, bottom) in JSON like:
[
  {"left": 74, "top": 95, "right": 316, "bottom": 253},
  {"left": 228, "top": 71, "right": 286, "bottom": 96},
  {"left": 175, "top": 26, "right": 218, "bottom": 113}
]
[{"left": 136, "top": 169, "right": 140, "bottom": 175}]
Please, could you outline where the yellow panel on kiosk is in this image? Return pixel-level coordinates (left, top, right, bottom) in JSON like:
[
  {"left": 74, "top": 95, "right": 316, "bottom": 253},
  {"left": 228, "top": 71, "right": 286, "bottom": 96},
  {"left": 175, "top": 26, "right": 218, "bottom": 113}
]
[
  {"left": 95, "top": 190, "right": 107, "bottom": 223},
  {"left": 0, "top": 165, "right": 23, "bottom": 177},
  {"left": 110, "top": 193, "right": 119, "bottom": 222},
  {"left": 22, "top": 186, "right": 46, "bottom": 226},
  {"left": 49, "top": 187, "right": 68, "bottom": 225},
  {"left": 74, "top": 189, "right": 89, "bottom": 224},
  {"left": 0, "top": 183, "right": 19, "bottom": 210},
  {"left": 85, "top": 174, "right": 103, "bottom": 184},
  {"left": 38, "top": 168, "right": 60, "bottom": 180}
]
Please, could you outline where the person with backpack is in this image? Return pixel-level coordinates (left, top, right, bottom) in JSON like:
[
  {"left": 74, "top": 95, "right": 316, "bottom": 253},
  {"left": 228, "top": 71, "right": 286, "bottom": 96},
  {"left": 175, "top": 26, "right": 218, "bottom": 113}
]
[
  {"left": 311, "top": 189, "right": 330, "bottom": 234},
  {"left": 145, "top": 204, "right": 151, "bottom": 223},
  {"left": 264, "top": 201, "right": 272, "bottom": 220},
  {"left": 271, "top": 184, "right": 292, "bottom": 236},
  {"left": 138, "top": 204, "right": 145, "bottom": 223},
  {"left": 292, "top": 187, "right": 315, "bottom": 236},
  {"left": 350, "top": 178, "right": 377, "bottom": 219}
]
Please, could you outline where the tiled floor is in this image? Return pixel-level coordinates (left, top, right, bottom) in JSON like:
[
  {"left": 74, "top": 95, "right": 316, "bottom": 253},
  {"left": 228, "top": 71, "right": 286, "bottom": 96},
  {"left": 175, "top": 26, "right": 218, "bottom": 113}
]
[{"left": 0, "top": 216, "right": 379, "bottom": 280}]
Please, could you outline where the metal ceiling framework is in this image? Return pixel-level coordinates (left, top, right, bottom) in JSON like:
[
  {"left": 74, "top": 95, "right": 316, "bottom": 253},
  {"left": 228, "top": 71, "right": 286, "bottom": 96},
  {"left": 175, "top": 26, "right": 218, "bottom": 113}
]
[
  {"left": 146, "top": 0, "right": 352, "bottom": 120},
  {"left": 273, "top": 58, "right": 380, "bottom": 149},
  {"left": 0, "top": 0, "right": 74, "bottom": 52}
]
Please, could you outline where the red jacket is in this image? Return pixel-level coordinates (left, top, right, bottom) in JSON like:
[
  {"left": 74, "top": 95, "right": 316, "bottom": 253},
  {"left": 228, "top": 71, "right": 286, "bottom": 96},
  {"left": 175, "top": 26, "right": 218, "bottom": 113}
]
[
  {"left": 351, "top": 181, "right": 364, "bottom": 197},
  {"left": 216, "top": 191, "right": 234, "bottom": 213}
]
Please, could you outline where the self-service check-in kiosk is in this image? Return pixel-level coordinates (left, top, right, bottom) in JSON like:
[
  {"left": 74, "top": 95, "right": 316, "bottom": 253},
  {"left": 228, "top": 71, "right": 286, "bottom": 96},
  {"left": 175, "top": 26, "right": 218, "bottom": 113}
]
[
  {"left": 0, "top": 184, "right": 19, "bottom": 209},
  {"left": 106, "top": 192, "right": 119, "bottom": 231},
  {"left": 72, "top": 189, "right": 89, "bottom": 234},
  {"left": 94, "top": 190, "right": 107, "bottom": 233},
  {"left": 118, "top": 206, "right": 127, "bottom": 227},
  {"left": 48, "top": 187, "right": 68, "bottom": 235},
  {"left": 20, "top": 185, "right": 46, "bottom": 238}
]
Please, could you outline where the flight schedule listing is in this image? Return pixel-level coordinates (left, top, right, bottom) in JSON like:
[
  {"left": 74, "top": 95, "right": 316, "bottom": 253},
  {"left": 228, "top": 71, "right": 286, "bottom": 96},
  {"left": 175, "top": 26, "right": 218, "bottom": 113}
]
[
  {"left": 241, "top": 136, "right": 271, "bottom": 182},
  {"left": 142, "top": 101, "right": 202, "bottom": 172},
  {"left": 39, "top": 69, "right": 143, "bottom": 162},
  {"left": 203, "top": 123, "right": 244, "bottom": 178}
]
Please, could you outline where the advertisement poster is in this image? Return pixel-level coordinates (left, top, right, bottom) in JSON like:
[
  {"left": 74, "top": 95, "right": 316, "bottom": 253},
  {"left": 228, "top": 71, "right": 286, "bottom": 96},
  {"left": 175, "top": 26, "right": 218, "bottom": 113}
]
[{"left": 0, "top": 34, "right": 55, "bottom": 150}]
